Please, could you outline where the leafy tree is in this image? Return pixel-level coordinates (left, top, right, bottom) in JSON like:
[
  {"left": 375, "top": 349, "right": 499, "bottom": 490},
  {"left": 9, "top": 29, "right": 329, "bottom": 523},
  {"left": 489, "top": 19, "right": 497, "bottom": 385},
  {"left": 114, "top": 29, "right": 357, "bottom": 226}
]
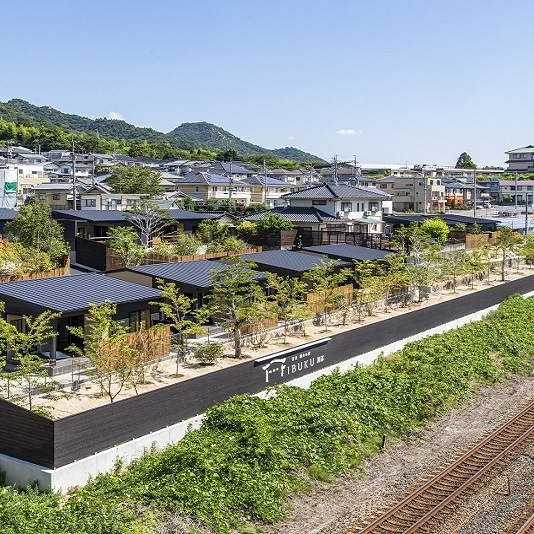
[
  {"left": 204, "top": 257, "right": 271, "bottom": 359},
  {"left": 105, "top": 166, "right": 165, "bottom": 198},
  {"left": 67, "top": 301, "right": 136, "bottom": 403},
  {"left": 244, "top": 202, "right": 268, "bottom": 214},
  {"left": 266, "top": 273, "right": 310, "bottom": 343},
  {"left": 420, "top": 218, "right": 449, "bottom": 244},
  {"left": 304, "top": 260, "right": 352, "bottom": 330},
  {"left": 521, "top": 233, "right": 534, "bottom": 267},
  {"left": 106, "top": 226, "right": 144, "bottom": 266},
  {"left": 125, "top": 199, "right": 169, "bottom": 249},
  {"left": 215, "top": 149, "right": 239, "bottom": 161},
  {"left": 5, "top": 202, "right": 69, "bottom": 265},
  {"left": 152, "top": 279, "right": 205, "bottom": 376},
  {"left": 196, "top": 219, "right": 230, "bottom": 244},
  {"left": 440, "top": 250, "right": 469, "bottom": 293},
  {"left": 7, "top": 310, "right": 60, "bottom": 412},
  {"left": 455, "top": 152, "right": 476, "bottom": 169},
  {"left": 495, "top": 226, "right": 523, "bottom": 281},
  {"left": 255, "top": 212, "right": 294, "bottom": 231}
]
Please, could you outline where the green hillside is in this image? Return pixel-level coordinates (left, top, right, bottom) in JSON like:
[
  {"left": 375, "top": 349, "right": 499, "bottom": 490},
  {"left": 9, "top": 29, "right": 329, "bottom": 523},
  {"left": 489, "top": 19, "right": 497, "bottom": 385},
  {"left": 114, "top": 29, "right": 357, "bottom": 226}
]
[{"left": 0, "top": 99, "right": 326, "bottom": 164}]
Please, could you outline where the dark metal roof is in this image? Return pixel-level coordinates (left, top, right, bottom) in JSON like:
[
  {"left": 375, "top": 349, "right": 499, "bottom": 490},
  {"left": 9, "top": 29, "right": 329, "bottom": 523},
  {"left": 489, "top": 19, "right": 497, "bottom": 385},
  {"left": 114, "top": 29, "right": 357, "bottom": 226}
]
[
  {"left": 302, "top": 244, "right": 392, "bottom": 261},
  {"left": 166, "top": 209, "right": 225, "bottom": 220},
  {"left": 0, "top": 208, "right": 17, "bottom": 221},
  {"left": 128, "top": 259, "right": 265, "bottom": 290},
  {"left": 239, "top": 250, "right": 350, "bottom": 275},
  {"left": 282, "top": 183, "right": 389, "bottom": 200},
  {"left": 52, "top": 210, "right": 129, "bottom": 222},
  {"left": 243, "top": 206, "right": 340, "bottom": 223},
  {"left": 0, "top": 273, "right": 160, "bottom": 314}
]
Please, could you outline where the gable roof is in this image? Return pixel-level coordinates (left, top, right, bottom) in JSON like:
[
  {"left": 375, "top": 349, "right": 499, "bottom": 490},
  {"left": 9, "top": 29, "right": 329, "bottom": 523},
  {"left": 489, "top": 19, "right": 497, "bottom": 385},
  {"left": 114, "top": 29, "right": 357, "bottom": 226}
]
[
  {"left": 127, "top": 260, "right": 266, "bottom": 290},
  {"left": 52, "top": 209, "right": 129, "bottom": 222},
  {"left": 0, "top": 273, "right": 160, "bottom": 315},
  {"left": 301, "top": 244, "right": 392, "bottom": 262},
  {"left": 239, "top": 250, "right": 350, "bottom": 275},
  {"left": 282, "top": 183, "right": 390, "bottom": 200},
  {"left": 243, "top": 206, "right": 340, "bottom": 224}
]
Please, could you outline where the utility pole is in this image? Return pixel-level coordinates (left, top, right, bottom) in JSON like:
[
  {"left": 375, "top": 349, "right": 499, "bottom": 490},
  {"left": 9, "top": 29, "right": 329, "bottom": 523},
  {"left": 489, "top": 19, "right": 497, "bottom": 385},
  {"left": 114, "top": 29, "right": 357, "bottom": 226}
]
[
  {"left": 422, "top": 167, "right": 427, "bottom": 215},
  {"left": 228, "top": 159, "right": 233, "bottom": 203},
  {"left": 514, "top": 172, "right": 518, "bottom": 211},
  {"left": 263, "top": 159, "right": 267, "bottom": 206},
  {"left": 473, "top": 167, "right": 477, "bottom": 220},
  {"left": 71, "top": 137, "right": 77, "bottom": 211}
]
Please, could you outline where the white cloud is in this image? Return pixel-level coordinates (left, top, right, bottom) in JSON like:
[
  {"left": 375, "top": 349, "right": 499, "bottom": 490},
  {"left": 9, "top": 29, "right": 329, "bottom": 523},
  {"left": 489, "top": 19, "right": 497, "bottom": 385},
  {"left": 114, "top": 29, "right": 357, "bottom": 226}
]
[
  {"left": 335, "top": 129, "right": 361, "bottom": 136},
  {"left": 108, "top": 111, "right": 124, "bottom": 120},
  {"left": 288, "top": 135, "right": 296, "bottom": 141}
]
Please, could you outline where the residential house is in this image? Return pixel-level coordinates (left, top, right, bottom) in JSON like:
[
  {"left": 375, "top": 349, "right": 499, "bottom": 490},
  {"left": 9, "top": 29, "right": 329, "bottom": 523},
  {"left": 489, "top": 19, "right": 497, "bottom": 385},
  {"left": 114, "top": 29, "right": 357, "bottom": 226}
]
[
  {"left": 170, "top": 172, "right": 252, "bottom": 208},
  {"left": 240, "top": 175, "right": 297, "bottom": 208},
  {"left": 505, "top": 146, "right": 534, "bottom": 173},
  {"left": 280, "top": 183, "right": 391, "bottom": 234},
  {"left": 108, "top": 259, "right": 266, "bottom": 314},
  {"left": 79, "top": 183, "right": 148, "bottom": 211},
  {"left": 390, "top": 173, "right": 446, "bottom": 212},
  {"left": 0, "top": 273, "right": 161, "bottom": 367}
]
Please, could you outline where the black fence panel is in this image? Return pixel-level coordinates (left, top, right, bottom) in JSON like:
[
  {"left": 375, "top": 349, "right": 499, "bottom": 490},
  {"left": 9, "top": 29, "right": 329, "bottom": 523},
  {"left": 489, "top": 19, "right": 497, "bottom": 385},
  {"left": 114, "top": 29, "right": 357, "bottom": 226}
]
[
  {"left": 0, "top": 399, "right": 55, "bottom": 468},
  {"left": 0, "top": 274, "right": 532, "bottom": 469}
]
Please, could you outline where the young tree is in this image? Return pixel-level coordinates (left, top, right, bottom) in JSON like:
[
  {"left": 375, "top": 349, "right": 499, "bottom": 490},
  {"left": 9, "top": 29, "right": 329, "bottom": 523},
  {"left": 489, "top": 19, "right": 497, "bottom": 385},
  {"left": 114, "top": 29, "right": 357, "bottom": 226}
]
[
  {"left": 520, "top": 233, "right": 534, "bottom": 268},
  {"left": 266, "top": 273, "right": 310, "bottom": 343},
  {"left": 5, "top": 202, "right": 69, "bottom": 266},
  {"left": 125, "top": 199, "right": 169, "bottom": 249},
  {"left": 304, "top": 260, "right": 352, "bottom": 331},
  {"left": 204, "top": 257, "right": 270, "bottom": 359},
  {"left": 420, "top": 218, "right": 449, "bottom": 245},
  {"left": 495, "top": 226, "right": 523, "bottom": 281},
  {"left": 152, "top": 279, "right": 205, "bottom": 376},
  {"left": 105, "top": 166, "right": 165, "bottom": 198},
  {"left": 106, "top": 226, "right": 144, "bottom": 266},
  {"left": 8, "top": 310, "right": 60, "bottom": 412},
  {"left": 67, "top": 301, "right": 136, "bottom": 403},
  {"left": 439, "top": 250, "right": 469, "bottom": 293}
]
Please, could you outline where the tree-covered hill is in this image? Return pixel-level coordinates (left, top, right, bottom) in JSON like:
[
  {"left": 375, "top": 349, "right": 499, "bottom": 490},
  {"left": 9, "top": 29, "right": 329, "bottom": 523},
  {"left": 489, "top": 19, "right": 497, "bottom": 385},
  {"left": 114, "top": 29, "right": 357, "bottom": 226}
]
[{"left": 0, "top": 99, "right": 326, "bottom": 164}]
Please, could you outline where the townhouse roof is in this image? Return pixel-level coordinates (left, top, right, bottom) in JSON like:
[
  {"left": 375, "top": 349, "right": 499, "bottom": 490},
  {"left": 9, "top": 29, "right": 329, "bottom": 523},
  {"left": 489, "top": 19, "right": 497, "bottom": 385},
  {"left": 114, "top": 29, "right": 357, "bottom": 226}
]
[
  {"left": 239, "top": 250, "right": 350, "bottom": 276},
  {"left": 282, "top": 183, "right": 390, "bottom": 200},
  {"left": 127, "top": 259, "right": 265, "bottom": 290},
  {"left": 240, "top": 175, "right": 294, "bottom": 187},
  {"left": 0, "top": 273, "right": 160, "bottom": 315},
  {"left": 301, "top": 244, "right": 392, "bottom": 261},
  {"left": 243, "top": 206, "right": 340, "bottom": 223},
  {"left": 505, "top": 145, "right": 534, "bottom": 154},
  {"left": 52, "top": 209, "right": 129, "bottom": 222}
]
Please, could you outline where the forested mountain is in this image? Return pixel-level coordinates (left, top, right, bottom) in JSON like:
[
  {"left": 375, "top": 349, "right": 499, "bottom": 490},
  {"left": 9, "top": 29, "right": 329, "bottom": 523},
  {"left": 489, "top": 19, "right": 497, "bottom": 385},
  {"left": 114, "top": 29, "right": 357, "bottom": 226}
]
[{"left": 0, "top": 99, "right": 326, "bottom": 163}]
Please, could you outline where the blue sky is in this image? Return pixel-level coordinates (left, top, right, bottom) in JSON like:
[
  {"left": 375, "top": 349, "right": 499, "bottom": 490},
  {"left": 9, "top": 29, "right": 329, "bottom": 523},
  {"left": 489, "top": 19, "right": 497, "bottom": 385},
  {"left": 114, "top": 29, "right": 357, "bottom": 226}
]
[{"left": 2, "top": 0, "right": 532, "bottom": 167}]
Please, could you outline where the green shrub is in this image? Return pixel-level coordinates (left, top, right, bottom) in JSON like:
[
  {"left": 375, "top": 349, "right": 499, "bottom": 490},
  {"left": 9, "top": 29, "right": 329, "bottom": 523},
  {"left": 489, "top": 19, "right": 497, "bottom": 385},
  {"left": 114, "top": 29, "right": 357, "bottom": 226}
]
[{"left": 193, "top": 342, "right": 224, "bottom": 365}]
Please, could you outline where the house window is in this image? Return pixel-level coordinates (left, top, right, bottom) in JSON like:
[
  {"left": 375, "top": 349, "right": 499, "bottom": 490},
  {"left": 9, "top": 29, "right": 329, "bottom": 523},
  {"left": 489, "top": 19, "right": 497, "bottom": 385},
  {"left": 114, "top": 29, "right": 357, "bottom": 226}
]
[
  {"left": 38, "top": 194, "right": 45, "bottom": 200},
  {"left": 341, "top": 202, "right": 352, "bottom": 212},
  {"left": 52, "top": 193, "right": 60, "bottom": 200},
  {"left": 312, "top": 200, "right": 327, "bottom": 205},
  {"left": 369, "top": 202, "right": 379, "bottom": 212},
  {"left": 82, "top": 199, "right": 97, "bottom": 207},
  {"left": 129, "top": 309, "right": 150, "bottom": 333}
]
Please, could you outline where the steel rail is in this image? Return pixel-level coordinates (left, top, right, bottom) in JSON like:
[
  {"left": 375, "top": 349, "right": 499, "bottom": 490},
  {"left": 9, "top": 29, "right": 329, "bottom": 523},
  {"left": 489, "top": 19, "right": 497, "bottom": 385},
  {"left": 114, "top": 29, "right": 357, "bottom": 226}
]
[{"left": 354, "top": 401, "right": 534, "bottom": 534}]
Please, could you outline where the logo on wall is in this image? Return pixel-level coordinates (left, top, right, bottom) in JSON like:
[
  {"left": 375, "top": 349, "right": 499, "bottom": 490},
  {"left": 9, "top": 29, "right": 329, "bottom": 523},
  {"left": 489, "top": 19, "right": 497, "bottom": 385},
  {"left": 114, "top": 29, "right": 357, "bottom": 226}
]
[{"left": 254, "top": 338, "right": 331, "bottom": 383}]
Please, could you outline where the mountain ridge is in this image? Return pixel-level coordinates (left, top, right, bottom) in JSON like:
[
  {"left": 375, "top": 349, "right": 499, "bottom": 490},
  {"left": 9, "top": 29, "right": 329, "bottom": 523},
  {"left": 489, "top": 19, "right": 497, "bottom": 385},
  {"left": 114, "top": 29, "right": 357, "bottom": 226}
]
[{"left": 0, "top": 99, "right": 326, "bottom": 163}]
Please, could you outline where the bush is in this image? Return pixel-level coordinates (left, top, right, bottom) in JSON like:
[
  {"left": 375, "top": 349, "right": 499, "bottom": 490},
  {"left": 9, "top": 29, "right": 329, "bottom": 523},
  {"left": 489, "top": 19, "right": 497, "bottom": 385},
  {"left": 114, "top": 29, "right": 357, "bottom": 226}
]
[{"left": 193, "top": 342, "right": 224, "bottom": 365}]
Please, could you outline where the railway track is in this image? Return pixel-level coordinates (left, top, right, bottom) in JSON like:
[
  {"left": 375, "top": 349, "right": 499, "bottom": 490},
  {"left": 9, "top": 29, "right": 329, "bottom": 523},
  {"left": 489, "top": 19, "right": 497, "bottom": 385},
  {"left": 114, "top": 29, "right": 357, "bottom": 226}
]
[
  {"left": 515, "top": 513, "right": 534, "bottom": 534},
  {"left": 348, "top": 401, "right": 534, "bottom": 534}
]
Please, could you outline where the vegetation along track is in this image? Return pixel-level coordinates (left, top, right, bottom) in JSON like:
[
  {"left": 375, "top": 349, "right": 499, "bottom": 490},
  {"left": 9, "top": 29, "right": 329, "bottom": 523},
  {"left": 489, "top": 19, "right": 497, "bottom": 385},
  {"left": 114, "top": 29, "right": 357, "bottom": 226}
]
[{"left": 348, "top": 401, "right": 534, "bottom": 534}]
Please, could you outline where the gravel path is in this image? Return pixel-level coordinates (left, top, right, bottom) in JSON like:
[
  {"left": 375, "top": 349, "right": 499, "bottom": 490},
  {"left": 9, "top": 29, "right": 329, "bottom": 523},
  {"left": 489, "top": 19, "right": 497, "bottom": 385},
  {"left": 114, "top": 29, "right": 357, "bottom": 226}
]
[{"left": 259, "top": 375, "right": 534, "bottom": 534}]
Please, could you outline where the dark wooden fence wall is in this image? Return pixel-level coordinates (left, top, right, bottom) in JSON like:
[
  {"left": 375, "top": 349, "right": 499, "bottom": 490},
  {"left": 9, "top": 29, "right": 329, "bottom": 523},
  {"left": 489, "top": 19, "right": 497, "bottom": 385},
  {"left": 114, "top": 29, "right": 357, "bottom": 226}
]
[{"left": 2, "top": 274, "right": 533, "bottom": 469}]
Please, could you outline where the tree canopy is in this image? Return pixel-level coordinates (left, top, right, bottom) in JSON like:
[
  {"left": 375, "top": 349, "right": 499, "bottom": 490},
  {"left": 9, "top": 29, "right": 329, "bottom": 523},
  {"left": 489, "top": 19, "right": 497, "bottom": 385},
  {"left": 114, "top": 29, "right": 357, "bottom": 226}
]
[
  {"left": 105, "top": 166, "right": 165, "bottom": 198},
  {"left": 455, "top": 152, "right": 476, "bottom": 169}
]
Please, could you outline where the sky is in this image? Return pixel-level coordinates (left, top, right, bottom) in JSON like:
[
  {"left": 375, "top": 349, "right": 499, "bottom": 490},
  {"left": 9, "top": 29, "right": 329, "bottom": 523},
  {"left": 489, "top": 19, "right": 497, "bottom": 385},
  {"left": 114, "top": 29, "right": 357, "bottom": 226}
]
[{"left": 2, "top": 0, "right": 532, "bottom": 168}]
